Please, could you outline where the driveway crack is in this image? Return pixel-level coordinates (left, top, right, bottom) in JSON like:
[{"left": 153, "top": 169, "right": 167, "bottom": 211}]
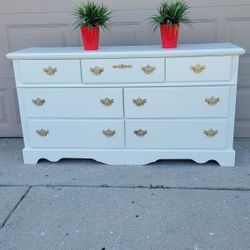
[{"left": 0, "top": 186, "right": 31, "bottom": 230}]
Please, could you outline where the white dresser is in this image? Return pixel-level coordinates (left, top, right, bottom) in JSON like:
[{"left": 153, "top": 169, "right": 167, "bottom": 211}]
[{"left": 7, "top": 43, "right": 245, "bottom": 166}]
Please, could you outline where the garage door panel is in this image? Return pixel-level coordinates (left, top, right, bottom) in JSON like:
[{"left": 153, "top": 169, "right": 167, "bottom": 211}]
[{"left": 0, "top": 0, "right": 250, "bottom": 137}]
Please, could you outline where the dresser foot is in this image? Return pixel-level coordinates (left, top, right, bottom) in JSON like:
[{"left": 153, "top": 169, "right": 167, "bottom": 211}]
[
  {"left": 214, "top": 154, "right": 235, "bottom": 167},
  {"left": 211, "top": 150, "right": 235, "bottom": 167},
  {"left": 192, "top": 150, "right": 235, "bottom": 167},
  {"left": 23, "top": 148, "right": 61, "bottom": 164},
  {"left": 23, "top": 149, "right": 39, "bottom": 165}
]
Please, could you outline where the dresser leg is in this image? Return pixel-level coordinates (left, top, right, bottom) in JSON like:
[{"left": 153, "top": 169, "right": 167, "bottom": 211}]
[
  {"left": 22, "top": 149, "right": 39, "bottom": 165},
  {"left": 192, "top": 150, "right": 235, "bottom": 167},
  {"left": 216, "top": 158, "right": 235, "bottom": 167},
  {"left": 215, "top": 151, "right": 236, "bottom": 167}
]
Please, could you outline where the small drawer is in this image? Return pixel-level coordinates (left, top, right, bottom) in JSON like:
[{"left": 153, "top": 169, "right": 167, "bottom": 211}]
[
  {"left": 126, "top": 119, "right": 228, "bottom": 149},
  {"left": 28, "top": 120, "right": 124, "bottom": 148},
  {"left": 22, "top": 88, "right": 123, "bottom": 118},
  {"left": 81, "top": 58, "right": 164, "bottom": 83},
  {"left": 166, "top": 56, "right": 232, "bottom": 82},
  {"left": 124, "top": 86, "right": 230, "bottom": 118},
  {"left": 19, "top": 60, "right": 81, "bottom": 83}
]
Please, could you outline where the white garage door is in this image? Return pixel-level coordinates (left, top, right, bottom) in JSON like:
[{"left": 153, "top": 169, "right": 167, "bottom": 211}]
[{"left": 0, "top": 0, "right": 249, "bottom": 137}]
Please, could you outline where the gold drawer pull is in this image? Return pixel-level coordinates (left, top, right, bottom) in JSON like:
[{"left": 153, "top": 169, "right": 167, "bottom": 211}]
[
  {"left": 43, "top": 66, "right": 57, "bottom": 75},
  {"left": 134, "top": 129, "right": 147, "bottom": 137},
  {"left": 191, "top": 64, "right": 206, "bottom": 73},
  {"left": 141, "top": 65, "right": 156, "bottom": 74},
  {"left": 204, "top": 129, "right": 218, "bottom": 137},
  {"left": 36, "top": 129, "right": 49, "bottom": 137},
  {"left": 112, "top": 64, "right": 133, "bottom": 69},
  {"left": 90, "top": 66, "right": 104, "bottom": 75},
  {"left": 32, "top": 98, "right": 45, "bottom": 106},
  {"left": 103, "top": 129, "right": 116, "bottom": 137},
  {"left": 133, "top": 98, "right": 147, "bottom": 107},
  {"left": 100, "top": 98, "right": 114, "bottom": 106},
  {"left": 205, "top": 97, "right": 220, "bottom": 106}
]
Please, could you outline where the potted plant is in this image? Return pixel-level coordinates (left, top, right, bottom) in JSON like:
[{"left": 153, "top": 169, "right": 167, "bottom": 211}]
[
  {"left": 73, "top": 1, "right": 112, "bottom": 50},
  {"left": 150, "top": 0, "right": 191, "bottom": 48}
]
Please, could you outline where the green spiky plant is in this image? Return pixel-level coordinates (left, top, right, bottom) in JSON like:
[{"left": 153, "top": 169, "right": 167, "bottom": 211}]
[
  {"left": 150, "top": 0, "right": 191, "bottom": 30},
  {"left": 73, "top": 1, "right": 112, "bottom": 30}
]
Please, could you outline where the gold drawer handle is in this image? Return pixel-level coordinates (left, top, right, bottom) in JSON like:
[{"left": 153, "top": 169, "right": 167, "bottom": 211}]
[
  {"left": 191, "top": 64, "right": 206, "bottom": 73},
  {"left": 205, "top": 97, "right": 220, "bottom": 106},
  {"left": 32, "top": 98, "right": 45, "bottom": 106},
  {"left": 43, "top": 66, "right": 57, "bottom": 75},
  {"left": 134, "top": 129, "right": 147, "bottom": 137},
  {"left": 112, "top": 64, "right": 133, "bottom": 69},
  {"left": 204, "top": 129, "right": 218, "bottom": 137},
  {"left": 103, "top": 129, "right": 116, "bottom": 137},
  {"left": 100, "top": 98, "right": 114, "bottom": 106},
  {"left": 36, "top": 129, "right": 49, "bottom": 137},
  {"left": 133, "top": 98, "right": 147, "bottom": 107},
  {"left": 90, "top": 66, "right": 104, "bottom": 75},
  {"left": 141, "top": 65, "right": 156, "bottom": 74}
]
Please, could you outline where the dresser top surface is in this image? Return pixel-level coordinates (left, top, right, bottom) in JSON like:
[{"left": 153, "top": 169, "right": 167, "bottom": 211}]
[{"left": 7, "top": 43, "right": 245, "bottom": 60}]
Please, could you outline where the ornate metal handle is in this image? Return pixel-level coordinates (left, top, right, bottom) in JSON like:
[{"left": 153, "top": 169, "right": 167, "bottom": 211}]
[
  {"left": 191, "top": 64, "right": 206, "bottom": 73},
  {"left": 112, "top": 64, "right": 133, "bottom": 69},
  {"left": 100, "top": 98, "right": 114, "bottom": 106},
  {"left": 32, "top": 98, "right": 45, "bottom": 106},
  {"left": 204, "top": 129, "right": 218, "bottom": 137},
  {"left": 205, "top": 97, "right": 220, "bottom": 106},
  {"left": 134, "top": 129, "right": 147, "bottom": 137},
  {"left": 141, "top": 65, "right": 156, "bottom": 74},
  {"left": 43, "top": 66, "right": 57, "bottom": 75},
  {"left": 90, "top": 66, "right": 104, "bottom": 75},
  {"left": 133, "top": 98, "right": 147, "bottom": 107},
  {"left": 36, "top": 129, "right": 49, "bottom": 137},
  {"left": 103, "top": 129, "right": 116, "bottom": 137}
]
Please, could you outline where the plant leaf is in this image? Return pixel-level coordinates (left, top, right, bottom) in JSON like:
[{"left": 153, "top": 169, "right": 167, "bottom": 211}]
[{"left": 73, "top": 1, "right": 112, "bottom": 30}]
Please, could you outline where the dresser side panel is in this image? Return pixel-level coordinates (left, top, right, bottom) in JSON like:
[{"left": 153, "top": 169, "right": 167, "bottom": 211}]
[{"left": 13, "top": 61, "right": 31, "bottom": 147}]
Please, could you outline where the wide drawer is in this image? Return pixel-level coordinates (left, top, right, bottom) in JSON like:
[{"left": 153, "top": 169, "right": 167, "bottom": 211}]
[
  {"left": 22, "top": 88, "right": 123, "bottom": 118},
  {"left": 28, "top": 120, "right": 124, "bottom": 148},
  {"left": 166, "top": 56, "right": 232, "bottom": 82},
  {"left": 126, "top": 119, "right": 228, "bottom": 149},
  {"left": 81, "top": 58, "right": 165, "bottom": 83},
  {"left": 124, "top": 86, "right": 230, "bottom": 118},
  {"left": 20, "top": 60, "right": 82, "bottom": 84}
]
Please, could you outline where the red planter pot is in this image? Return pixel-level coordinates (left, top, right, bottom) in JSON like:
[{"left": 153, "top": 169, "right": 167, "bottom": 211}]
[
  {"left": 81, "top": 26, "right": 100, "bottom": 50},
  {"left": 160, "top": 24, "right": 179, "bottom": 48}
]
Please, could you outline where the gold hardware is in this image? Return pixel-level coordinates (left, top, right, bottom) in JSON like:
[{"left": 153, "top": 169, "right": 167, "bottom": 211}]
[
  {"left": 100, "top": 98, "right": 114, "bottom": 106},
  {"left": 134, "top": 129, "right": 147, "bottom": 137},
  {"left": 204, "top": 129, "right": 218, "bottom": 137},
  {"left": 191, "top": 64, "right": 206, "bottom": 73},
  {"left": 90, "top": 66, "right": 104, "bottom": 75},
  {"left": 32, "top": 98, "right": 45, "bottom": 106},
  {"left": 141, "top": 65, "right": 156, "bottom": 74},
  {"left": 36, "top": 129, "right": 49, "bottom": 137},
  {"left": 103, "top": 129, "right": 116, "bottom": 137},
  {"left": 133, "top": 98, "right": 147, "bottom": 107},
  {"left": 112, "top": 64, "right": 133, "bottom": 69},
  {"left": 205, "top": 97, "right": 220, "bottom": 106},
  {"left": 43, "top": 66, "right": 57, "bottom": 75}
]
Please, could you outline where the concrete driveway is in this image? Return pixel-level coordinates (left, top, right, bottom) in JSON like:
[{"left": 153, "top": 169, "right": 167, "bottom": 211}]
[{"left": 0, "top": 138, "right": 249, "bottom": 250}]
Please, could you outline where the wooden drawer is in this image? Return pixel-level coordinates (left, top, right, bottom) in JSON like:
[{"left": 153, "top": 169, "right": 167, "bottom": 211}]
[
  {"left": 126, "top": 119, "right": 228, "bottom": 149},
  {"left": 81, "top": 58, "right": 164, "bottom": 83},
  {"left": 124, "top": 86, "right": 230, "bottom": 118},
  {"left": 20, "top": 60, "right": 81, "bottom": 83},
  {"left": 27, "top": 120, "right": 124, "bottom": 148},
  {"left": 22, "top": 88, "right": 123, "bottom": 118},
  {"left": 166, "top": 56, "right": 232, "bottom": 82}
]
